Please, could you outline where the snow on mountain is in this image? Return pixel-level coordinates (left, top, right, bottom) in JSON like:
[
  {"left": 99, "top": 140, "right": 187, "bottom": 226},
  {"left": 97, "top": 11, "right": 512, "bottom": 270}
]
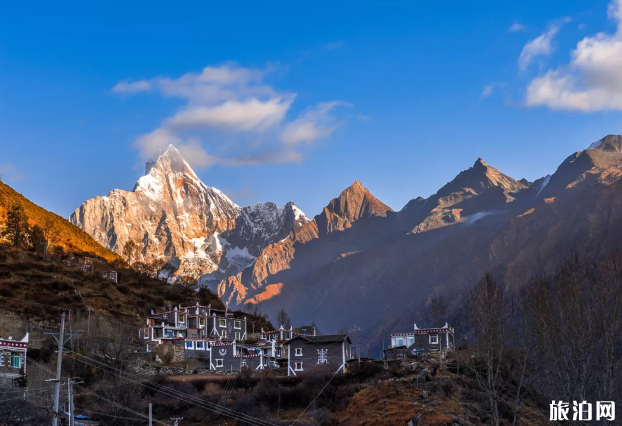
[
  {"left": 221, "top": 201, "right": 308, "bottom": 256},
  {"left": 71, "top": 145, "right": 305, "bottom": 279}
]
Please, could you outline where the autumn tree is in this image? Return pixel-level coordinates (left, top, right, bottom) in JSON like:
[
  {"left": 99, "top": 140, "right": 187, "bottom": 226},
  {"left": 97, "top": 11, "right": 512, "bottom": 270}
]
[
  {"left": 40, "top": 216, "right": 60, "bottom": 255},
  {"left": 1, "top": 201, "right": 30, "bottom": 249}
]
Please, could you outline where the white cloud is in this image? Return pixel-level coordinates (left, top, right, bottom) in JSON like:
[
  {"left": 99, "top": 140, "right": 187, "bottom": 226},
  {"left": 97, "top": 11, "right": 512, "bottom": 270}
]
[
  {"left": 525, "top": 0, "right": 622, "bottom": 111},
  {"left": 518, "top": 18, "right": 570, "bottom": 71},
  {"left": 281, "top": 101, "right": 350, "bottom": 145},
  {"left": 115, "top": 63, "right": 350, "bottom": 167},
  {"left": 509, "top": 22, "right": 526, "bottom": 32},
  {"left": 167, "top": 98, "right": 293, "bottom": 132}
]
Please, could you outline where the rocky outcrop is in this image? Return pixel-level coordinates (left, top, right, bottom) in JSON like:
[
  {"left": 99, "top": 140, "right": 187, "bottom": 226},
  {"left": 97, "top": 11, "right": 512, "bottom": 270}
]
[
  {"left": 315, "top": 180, "right": 392, "bottom": 234},
  {"left": 221, "top": 201, "right": 308, "bottom": 256},
  {"left": 215, "top": 180, "right": 394, "bottom": 305}
]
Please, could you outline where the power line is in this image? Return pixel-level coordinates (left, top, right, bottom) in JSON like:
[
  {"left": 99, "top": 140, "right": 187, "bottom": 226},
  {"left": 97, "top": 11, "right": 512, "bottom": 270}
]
[
  {"left": 74, "top": 384, "right": 169, "bottom": 426},
  {"left": 69, "top": 352, "right": 276, "bottom": 426},
  {"left": 290, "top": 366, "right": 342, "bottom": 425},
  {"left": 78, "top": 409, "right": 145, "bottom": 422},
  {"left": 0, "top": 387, "right": 55, "bottom": 404}
]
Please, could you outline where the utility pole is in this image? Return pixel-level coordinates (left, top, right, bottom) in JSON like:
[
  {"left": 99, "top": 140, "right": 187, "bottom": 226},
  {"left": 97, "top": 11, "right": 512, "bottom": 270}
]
[
  {"left": 170, "top": 417, "right": 183, "bottom": 426},
  {"left": 67, "top": 378, "right": 73, "bottom": 426},
  {"left": 352, "top": 325, "right": 362, "bottom": 367},
  {"left": 44, "top": 311, "right": 81, "bottom": 426},
  {"left": 87, "top": 306, "right": 93, "bottom": 334}
]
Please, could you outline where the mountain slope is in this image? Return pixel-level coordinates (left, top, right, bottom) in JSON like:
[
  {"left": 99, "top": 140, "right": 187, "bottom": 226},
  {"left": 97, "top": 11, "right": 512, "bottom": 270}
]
[
  {"left": 257, "top": 135, "right": 622, "bottom": 350},
  {"left": 0, "top": 180, "right": 119, "bottom": 261},
  {"left": 214, "top": 180, "right": 395, "bottom": 305}
]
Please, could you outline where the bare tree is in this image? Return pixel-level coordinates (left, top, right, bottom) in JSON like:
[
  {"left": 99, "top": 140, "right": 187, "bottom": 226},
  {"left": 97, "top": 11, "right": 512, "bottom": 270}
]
[
  {"left": 465, "top": 273, "right": 506, "bottom": 426},
  {"left": 430, "top": 295, "right": 447, "bottom": 326},
  {"left": 277, "top": 308, "right": 291, "bottom": 328},
  {"left": 122, "top": 239, "right": 138, "bottom": 265},
  {"left": 179, "top": 275, "right": 198, "bottom": 301},
  {"left": 149, "top": 258, "right": 172, "bottom": 280},
  {"left": 523, "top": 253, "right": 622, "bottom": 406}
]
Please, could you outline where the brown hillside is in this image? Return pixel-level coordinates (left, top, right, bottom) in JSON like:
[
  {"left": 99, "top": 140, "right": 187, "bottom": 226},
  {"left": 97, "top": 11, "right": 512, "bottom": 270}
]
[
  {"left": 0, "top": 181, "right": 120, "bottom": 262},
  {"left": 0, "top": 244, "right": 224, "bottom": 322}
]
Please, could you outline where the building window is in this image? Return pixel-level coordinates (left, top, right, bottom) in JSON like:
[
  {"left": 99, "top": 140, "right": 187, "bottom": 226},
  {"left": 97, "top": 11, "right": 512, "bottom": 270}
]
[
  {"left": 178, "top": 314, "right": 184, "bottom": 323},
  {"left": 235, "top": 332, "right": 241, "bottom": 341},
  {"left": 219, "top": 318, "right": 227, "bottom": 327},
  {"left": 196, "top": 341, "right": 204, "bottom": 350},
  {"left": 11, "top": 353, "right": 20, "bottom": 368},
  {"left": 429, "top": 334, "right": 439, "bottom": 344},
  {"left": 144, "top": 329, "right": 149, "bottom": 339},
  {"left": 199, "top": 318, "right": 205, "bottom": 326},
  {"left": 146, "top": 344, "right": 151, "bottom": 353},
  {"left": 216, "top": 359, "right": 223, "bottom": 367},
  {"left": 295, "top": 362, "right": 303, "bottom": 371},
  {"left": 295, "top": 348, "right": 303, "bottom": 356},
  {"left": 185, "top": 341, "right": 194, "bottom": 350},
  {"left": 222, "top": 331, "right": 227, "bottom": 339},
  {"left": 406, "top": 336, "right": 415, "bottom": 346},
  {"left": 234, "top": 320, "right": 241, "bottom": 329},
  {"left": 396, "top": 337, "right": 404, "bottom": 347}
]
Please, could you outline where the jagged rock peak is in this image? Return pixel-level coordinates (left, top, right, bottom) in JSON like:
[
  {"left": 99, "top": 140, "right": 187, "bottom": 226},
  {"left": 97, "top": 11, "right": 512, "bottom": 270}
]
[
  {"left": 313, "top": 180, "right": 393, "bottom": 234},
  {"left": 438, "top": 158, "right": 528, "bottom": 196},
  {"left": 143, "top": 144, "right": 198, "bottom": 179},
  {"left": 589, "top": 135, "right": 622, "bottom": 153}
]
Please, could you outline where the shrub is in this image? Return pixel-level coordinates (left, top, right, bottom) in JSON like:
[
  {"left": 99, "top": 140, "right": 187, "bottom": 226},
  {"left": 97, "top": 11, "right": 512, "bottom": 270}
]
[
  {"left": 118, "top": 284, "right": 131, "bottom": 295},
  {"left": 306, "top": 407, "right": 333, "bottom": 425}
]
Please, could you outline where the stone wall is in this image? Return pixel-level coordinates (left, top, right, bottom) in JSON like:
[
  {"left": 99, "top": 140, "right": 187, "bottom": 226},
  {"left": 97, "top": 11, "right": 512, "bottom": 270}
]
[{"left": 154, "top": 344, "right": 185, "bottom": 365}]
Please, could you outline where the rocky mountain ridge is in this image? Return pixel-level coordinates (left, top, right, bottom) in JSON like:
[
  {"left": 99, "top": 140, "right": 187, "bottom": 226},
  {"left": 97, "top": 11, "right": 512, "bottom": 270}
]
[
  {"left": 72, "top": 135, "right": 622, "bottom": 350},
  {"left": 70, "top": 145, "right": 306, "bottom": 277}
]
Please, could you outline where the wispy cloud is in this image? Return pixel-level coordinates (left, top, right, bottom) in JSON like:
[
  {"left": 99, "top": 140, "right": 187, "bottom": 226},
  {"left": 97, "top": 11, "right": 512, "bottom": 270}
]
[
  {"left": 481, "top": 84, "right": 494, "bottom": 99},
  {"left": 114, "top": 63, "right": 351, "bottom": 168},
  {"left": 323, "top": 41, "right": 344, "bottom": 50},
  {"left": 281, "top": 101, "right": 351, "bottom": 145},
  {"left": 0, "top": 163, "right": 24, "bottom": 182},
  {"left": 479, "top": 82, "right": 506, "bottom": 100},
  {"left": 509, "top": 22, "right": 526, "bottom": 32},
  {"left": 518, "top": 18, "right": 571, "bottom": 71},
  {"left": 525, "top": 0, "right": 622, "bottom": 111}
]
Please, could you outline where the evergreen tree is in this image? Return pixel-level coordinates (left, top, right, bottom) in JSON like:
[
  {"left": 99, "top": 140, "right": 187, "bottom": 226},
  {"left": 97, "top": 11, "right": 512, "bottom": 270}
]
[
  {"left": 1, "top": 201, "right": 30, "bottom": 249},
  {"left": 30, "top": 224, "right": 46, "bottom": 253}
]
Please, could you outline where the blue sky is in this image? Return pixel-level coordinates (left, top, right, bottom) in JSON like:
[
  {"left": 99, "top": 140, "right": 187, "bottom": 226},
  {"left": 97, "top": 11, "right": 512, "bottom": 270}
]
[{"left": 1, "top": 0, "right": 622, "bottom": 218}]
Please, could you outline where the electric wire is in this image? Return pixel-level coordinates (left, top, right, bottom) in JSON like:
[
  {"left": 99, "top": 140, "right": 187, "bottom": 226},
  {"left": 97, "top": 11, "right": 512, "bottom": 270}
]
[{"left": 69, "top": 352, "right": 276, "bottom": 426}]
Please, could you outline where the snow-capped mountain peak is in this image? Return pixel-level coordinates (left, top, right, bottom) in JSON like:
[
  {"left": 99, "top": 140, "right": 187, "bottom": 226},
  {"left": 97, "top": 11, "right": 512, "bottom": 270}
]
[{"left": 71, "top": 144, "right": 306, "bottom": 280}]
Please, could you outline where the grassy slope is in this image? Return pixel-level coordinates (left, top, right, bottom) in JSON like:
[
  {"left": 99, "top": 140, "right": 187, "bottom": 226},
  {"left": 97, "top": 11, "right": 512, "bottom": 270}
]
[
  {"left": 0, "top": 180, "right": 120, "bottom": 262},
  {"left": 0, "top": 244, "right": 224, "bottom": 323}
]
